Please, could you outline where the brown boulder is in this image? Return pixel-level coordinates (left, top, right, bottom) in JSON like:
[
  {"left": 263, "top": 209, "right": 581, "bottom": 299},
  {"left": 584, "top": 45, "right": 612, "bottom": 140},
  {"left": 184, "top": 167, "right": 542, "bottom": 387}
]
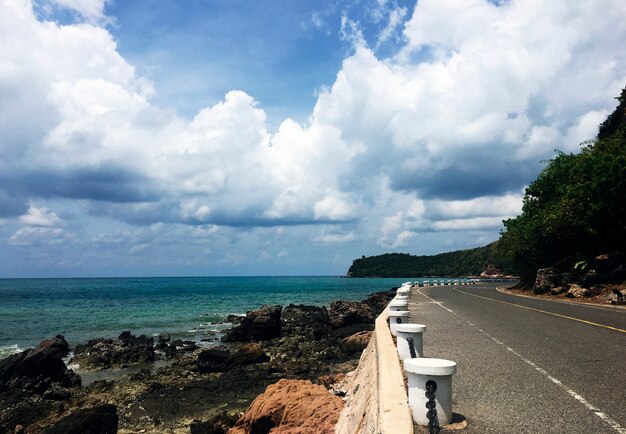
[
  {"left": 339, "top": 331, "right": 372, "bottom": 354},
  {"left": 228, "top": 379, "right": 343, "bottom": 434}
]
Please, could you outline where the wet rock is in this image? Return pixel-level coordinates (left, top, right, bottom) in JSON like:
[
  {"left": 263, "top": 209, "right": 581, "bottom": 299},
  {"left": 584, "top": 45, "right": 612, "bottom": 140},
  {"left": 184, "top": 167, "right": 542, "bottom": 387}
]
[
  {"left": 339, "top": 331, "right": 372, "bottom": 354},
  {"left": 228, "top": 379, "right": 343, "bottom": 434},
  {"left": 0, "top": 335, "right": 80, "bottom": 396},
  {"left": 226, "top": 343, "right": 270, "bottom": 368},
  {"left": 329, "top": 300, "right": 373, "bottom": 328},
  {"left": 226, "top": 315, "right": 244, "bottom": 325},
  {"left": 158, "top": 333, "right": 171, "bottom": 343},
  {"left": 72, "top": 332, "right": 154, "bottom": 371},
  {"left": 42, "top": 404, "right": 118, "bottom": 434},
  {"left": 281, "top": 304, "right": 330, "bottom": 340},
  {"left": 221, "top": 305, "right": 282, "bottom": 342}
]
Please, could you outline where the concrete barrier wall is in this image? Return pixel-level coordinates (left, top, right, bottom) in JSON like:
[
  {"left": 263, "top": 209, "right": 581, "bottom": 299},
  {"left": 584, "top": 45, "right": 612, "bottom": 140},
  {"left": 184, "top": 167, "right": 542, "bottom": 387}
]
[{"left": 336, "top": 308, "right": 414, "bottom": 434}]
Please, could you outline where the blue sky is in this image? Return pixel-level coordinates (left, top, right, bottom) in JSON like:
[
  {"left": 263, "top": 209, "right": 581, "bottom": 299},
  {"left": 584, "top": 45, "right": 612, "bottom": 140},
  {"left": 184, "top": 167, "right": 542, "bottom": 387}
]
[{"left": 1, "top": 0, "right": 625, "bottom": 277}]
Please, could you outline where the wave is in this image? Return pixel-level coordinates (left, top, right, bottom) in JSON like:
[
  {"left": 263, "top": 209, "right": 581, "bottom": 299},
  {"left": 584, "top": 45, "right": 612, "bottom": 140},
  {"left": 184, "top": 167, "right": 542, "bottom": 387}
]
[{"left": 0, "top": 344, "right": 24, "bottom": 360}]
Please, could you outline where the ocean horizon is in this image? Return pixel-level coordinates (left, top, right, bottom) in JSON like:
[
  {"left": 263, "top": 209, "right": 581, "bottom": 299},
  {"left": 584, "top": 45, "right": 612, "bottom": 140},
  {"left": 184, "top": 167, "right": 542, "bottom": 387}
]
[{"left": 0, "top": 275, "right": 449, "bottom": 359}]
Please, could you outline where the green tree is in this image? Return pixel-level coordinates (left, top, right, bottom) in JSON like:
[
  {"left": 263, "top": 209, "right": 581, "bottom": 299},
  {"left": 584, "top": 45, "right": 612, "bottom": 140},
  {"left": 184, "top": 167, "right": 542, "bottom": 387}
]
[{"left": 501, "top": 87, "right": 626, "bottom": 286}]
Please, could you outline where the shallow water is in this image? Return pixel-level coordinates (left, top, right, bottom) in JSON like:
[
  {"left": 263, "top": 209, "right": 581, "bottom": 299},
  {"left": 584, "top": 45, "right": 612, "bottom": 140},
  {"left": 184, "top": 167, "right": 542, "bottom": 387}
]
[{"left": 0, "top": 276, "right": 431, "bottom": 356}]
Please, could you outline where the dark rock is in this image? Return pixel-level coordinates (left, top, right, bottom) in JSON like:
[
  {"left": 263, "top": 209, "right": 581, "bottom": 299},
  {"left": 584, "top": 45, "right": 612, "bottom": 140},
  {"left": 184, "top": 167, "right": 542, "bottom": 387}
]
[
  {"left": 72, "top": 332, "right": 154, "bottom": 371},
  {"left": 610, "top": 264, "right": 625, "bottom": 282},
  {"left": 550, "top": 286, "right": 567, "bottom": 295},
  {"left": 226, "top": 315, "right": 245, "bottom": 325},
  {"left": 189, "top": 412, "right": 239, "bottom": 434},
  {"left": 190, "top": 419, "right": 224, "bottom": 434},
  {"left": 363, "top": 290, "right": 396, "bottom": 317},
  {"left": 43, "top": 404, "right": 118, "bottom": 434},
  {"left": 581, "top": 272, "right": 602, "bottom": 288},
  {"left": 226, "top": 343, "right": 270, "bottom": 368},
  {"left": 221, "top": 305, "right": 282, "bottom": 342},
  {"left": 197, "top": 348, "right": 231, "bottom": 373},
  {"left": 158, "top": 333, "right": 171, "bottom": 343},
  {"left": 331, "top": 323, "right": 374, "bottom": 339},
  {"left": 594, "top": 252, "right": 624, "bottom": 275},
  {"left": 0, "top": 335, "right": 80, "bottom": 396},
  {"left": 329, "top": 300, "right": 373, "bottom": 328},
  {"left": 533, "top": 268, "right": 561, "bottom": 294},
  {"left": 281, "top": 304, "right": 330, "bottom": 340}
]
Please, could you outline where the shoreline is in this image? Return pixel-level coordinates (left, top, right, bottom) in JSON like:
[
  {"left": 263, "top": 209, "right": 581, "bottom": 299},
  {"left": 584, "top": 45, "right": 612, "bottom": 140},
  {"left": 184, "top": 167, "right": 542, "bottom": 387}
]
[{"left": 0, "top": 287, "right": 397, "bottom": 433}]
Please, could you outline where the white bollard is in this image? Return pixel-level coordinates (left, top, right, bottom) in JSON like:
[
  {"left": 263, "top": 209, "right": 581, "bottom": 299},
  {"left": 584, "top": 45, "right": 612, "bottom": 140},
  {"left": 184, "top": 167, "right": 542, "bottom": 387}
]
[
  {"left": 404, "top": 358, "right": 457, "bottom": 426},
  {"left": 388, "top": 310, "right": 410, "bottom": 336},
  {"left": 389, "top": 299, "right": 409, "bottom": 311},
  {"left": 395, "top": 323, "right": 426, "bottom": 361},
  {"left": 395, "top": 288, "right": 410, "bottom": 301}
]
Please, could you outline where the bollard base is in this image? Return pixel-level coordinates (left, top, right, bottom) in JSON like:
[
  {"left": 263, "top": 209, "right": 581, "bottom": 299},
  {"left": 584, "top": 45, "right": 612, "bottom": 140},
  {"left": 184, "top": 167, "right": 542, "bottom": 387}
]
[{"left": 413, "top": 413, "right": 468, "bottom": 432}]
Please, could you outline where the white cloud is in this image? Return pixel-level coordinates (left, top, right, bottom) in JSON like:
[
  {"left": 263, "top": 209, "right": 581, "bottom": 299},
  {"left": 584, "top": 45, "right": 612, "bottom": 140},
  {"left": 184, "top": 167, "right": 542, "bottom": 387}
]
[
  {"left": 1, "top": 0, "right": 626, "bottom": 275},
  {"left": 9, "top": 226, "right": 75, "bottom": 246},
  {"left": 426, "top": 195, "right": 523, "bottom": 220},
  {"left": 19, "top": 206, "right": 63, "bottom": 227},
  {"left": 43, "top": 0, "right": 111, "bottom": 24},
  {"left": 314, "top": 230, "right": 356, "bottom": 245},
  {"left": 431, "top": 216, "right": 506, "bottom": 231}
]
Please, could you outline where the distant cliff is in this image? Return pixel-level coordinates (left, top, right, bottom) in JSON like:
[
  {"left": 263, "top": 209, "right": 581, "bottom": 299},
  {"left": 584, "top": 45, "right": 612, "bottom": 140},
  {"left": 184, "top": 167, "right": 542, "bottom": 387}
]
[{"left": 347, "top": 241, "right": 517, "bottom": 278}]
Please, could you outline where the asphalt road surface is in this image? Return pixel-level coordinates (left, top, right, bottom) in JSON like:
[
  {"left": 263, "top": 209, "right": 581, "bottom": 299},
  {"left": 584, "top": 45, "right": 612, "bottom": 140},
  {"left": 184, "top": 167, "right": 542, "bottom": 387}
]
[{"left": 408, "top": 282, "right": 626, "bottom": 434}]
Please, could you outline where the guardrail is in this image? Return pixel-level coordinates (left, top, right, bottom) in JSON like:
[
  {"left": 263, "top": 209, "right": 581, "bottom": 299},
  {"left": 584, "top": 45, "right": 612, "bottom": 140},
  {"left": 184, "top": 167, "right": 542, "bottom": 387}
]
[{"left": 335, "top": 307, "right": 414, "bottom": 434}]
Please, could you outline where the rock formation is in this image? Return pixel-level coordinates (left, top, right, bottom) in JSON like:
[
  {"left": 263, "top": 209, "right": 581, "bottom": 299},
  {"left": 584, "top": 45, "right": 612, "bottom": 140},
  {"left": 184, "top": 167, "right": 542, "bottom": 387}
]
[
  {"left": 227, "top": 379, "right": 344, "bottom": 434},
  {"left": 72, "top": 331, "right": 154, "bottom": 371}
]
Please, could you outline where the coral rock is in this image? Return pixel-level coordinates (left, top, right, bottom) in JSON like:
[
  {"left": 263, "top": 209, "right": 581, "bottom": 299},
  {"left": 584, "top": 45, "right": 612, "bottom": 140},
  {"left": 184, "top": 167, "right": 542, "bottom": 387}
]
[{"left": 228, "top": 379, "right": 343, "bottom": 434}]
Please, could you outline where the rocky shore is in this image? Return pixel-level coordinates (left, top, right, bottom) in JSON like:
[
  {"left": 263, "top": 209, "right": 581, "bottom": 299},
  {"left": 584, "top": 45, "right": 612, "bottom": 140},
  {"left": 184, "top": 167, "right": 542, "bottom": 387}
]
[
  {"left": 527, "top": 252, "right": 626, "bottom": 304},
  {"left": 0, "top": 289, "right": 395, "bottom": 434}
]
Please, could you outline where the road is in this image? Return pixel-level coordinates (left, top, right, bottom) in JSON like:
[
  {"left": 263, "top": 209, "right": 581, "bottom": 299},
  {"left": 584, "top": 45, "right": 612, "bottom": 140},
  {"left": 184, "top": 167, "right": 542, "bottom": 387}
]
[{"left": 408, "top": 283, "right": 626, "bottom": 434}]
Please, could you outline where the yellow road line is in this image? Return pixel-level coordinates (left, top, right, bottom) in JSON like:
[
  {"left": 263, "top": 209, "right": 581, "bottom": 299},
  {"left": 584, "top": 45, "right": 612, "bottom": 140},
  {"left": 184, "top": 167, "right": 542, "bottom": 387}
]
[{"left": 454, "top": 288, "right": 626, "bottom": 334}]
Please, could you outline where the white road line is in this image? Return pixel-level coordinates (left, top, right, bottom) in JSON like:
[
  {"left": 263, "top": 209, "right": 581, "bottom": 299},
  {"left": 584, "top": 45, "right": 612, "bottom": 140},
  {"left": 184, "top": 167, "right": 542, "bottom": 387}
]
[
  {"left": 415, "top": 288, "right": 455, "bottom": 313},
  {"left": 496, "top": 287, "right": 626, "bottom": 313},
  {"left": 416, "top": 287, "right": 626, "bottom": 434}
]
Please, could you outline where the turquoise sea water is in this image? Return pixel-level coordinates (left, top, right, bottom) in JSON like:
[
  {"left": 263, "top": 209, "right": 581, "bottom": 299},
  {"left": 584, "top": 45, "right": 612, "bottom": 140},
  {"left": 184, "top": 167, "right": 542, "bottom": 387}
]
[{"left": 0, "top": 276, "right": 423, "bottom": 358}]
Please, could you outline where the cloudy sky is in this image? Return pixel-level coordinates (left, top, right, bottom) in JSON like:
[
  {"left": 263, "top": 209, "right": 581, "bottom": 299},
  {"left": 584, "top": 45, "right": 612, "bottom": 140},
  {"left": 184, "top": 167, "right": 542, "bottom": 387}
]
[{"left": 1, "top": 0, "right": 625, "bottom": 277}]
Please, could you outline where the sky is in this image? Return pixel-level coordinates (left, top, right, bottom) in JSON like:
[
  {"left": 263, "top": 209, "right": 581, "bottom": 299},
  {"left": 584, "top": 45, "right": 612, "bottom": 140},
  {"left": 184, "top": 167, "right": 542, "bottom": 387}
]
[{"left": 1, "top": 0, "right": 625, "bottom": 277}]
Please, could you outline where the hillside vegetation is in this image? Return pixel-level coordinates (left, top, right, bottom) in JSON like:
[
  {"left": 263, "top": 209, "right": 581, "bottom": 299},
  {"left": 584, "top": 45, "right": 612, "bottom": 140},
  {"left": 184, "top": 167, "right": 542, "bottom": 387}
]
[
  {"left": 500, "top": 87, "right": 626, "bottom": 286},
  {"left": 347, "top": 241, "right": 516, "bottom": 277}
]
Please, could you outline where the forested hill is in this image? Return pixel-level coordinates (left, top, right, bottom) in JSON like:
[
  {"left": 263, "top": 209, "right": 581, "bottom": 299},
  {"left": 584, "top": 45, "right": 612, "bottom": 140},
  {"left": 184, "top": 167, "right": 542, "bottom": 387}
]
[{"left": 347, "top": 241, "right": 516, "bottom": 277}]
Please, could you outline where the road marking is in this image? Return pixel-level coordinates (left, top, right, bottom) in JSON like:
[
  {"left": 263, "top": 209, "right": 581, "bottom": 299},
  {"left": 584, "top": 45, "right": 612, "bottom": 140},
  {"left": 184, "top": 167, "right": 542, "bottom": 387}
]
[
  {"left": 454, "top": 288, "right": 626, "bottom": 334},
  {"left": 415, "top": 288, "right": 454, "bottom": 313},
  {"left": 496, "top": 286, "right": 626, "bottom": 312},
  {"left": 416, "top": 287, "right": 626, "bottom": 433}
]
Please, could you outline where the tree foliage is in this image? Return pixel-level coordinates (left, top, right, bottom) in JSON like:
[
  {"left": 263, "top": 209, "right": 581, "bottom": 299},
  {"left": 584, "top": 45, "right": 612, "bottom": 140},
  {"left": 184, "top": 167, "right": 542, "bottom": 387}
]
[
  {"left": 501, "top": 87, "right": 626, "bottom": 285},
  {"left": 347, "top": 241, "right": 516, "bottom": 277}
]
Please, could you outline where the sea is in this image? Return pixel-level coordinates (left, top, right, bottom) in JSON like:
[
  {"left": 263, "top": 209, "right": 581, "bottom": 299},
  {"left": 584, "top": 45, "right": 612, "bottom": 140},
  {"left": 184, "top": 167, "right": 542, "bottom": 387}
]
[{"left": 0, "top": 276, "right": 429, "bottom": 360}]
